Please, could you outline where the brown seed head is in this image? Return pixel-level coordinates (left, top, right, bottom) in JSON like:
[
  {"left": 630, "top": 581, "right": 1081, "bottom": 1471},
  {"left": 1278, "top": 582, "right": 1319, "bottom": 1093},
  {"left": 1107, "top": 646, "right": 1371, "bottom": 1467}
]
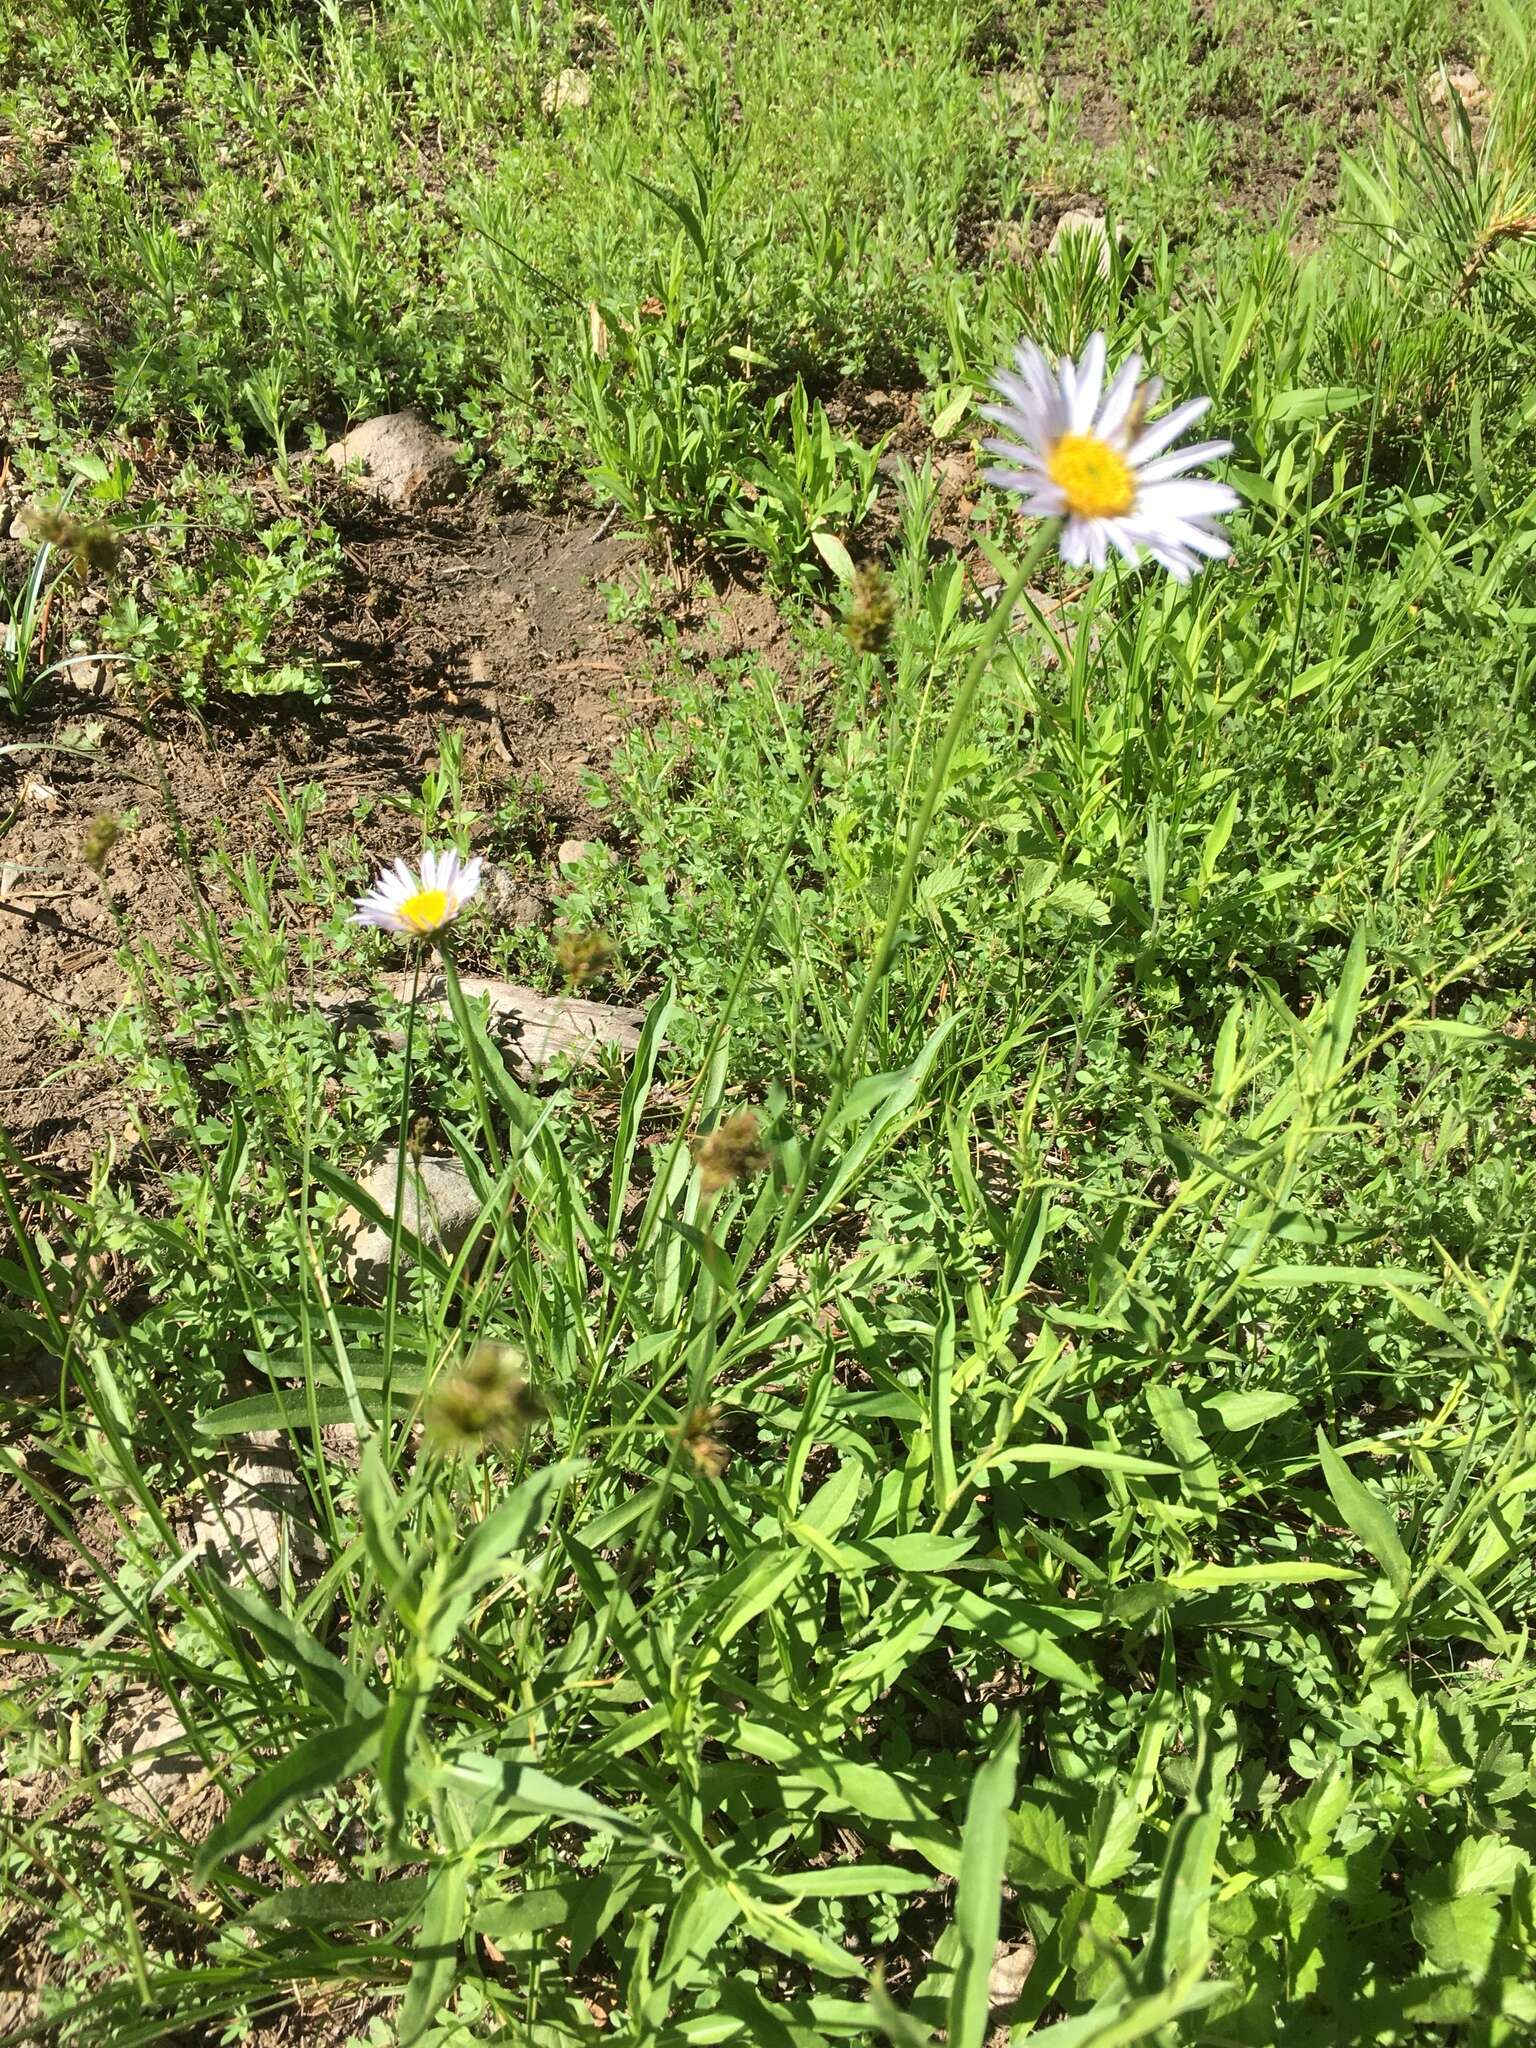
[
  {"left": 80, "top": 813, "right": 120, "bottom": 876},
  {"left": 554, "top": 928, "right": 616, "bottom": 988},
  {"left": 691, "top": 1109, "right": 771, "bottom": 1194},
  {"left": 844, "top": 564, "right": 895, "bottom": 655},
  {"left": 19, "top": 506, "right": 120, "bottom": 578},
  {"left": 426, "top": 1340, "right": 548, "bottom": 1452},
  {"left": 678, "top": 1402, "right": 732, "bottom": 1480}
]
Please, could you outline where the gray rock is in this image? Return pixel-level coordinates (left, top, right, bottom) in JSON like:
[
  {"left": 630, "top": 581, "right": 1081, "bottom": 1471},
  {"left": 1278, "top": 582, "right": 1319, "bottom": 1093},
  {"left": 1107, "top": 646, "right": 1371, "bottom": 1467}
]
[
  {"left": 556, "top": 838, "right": 598, "bottom": 867},
  {"left": 474, "top": 864, "right": 550, "bottom": 930},
  {"left": 48, "top": 315, "right": 106, "bottom": 371},
  {"left": 323, "top": 973, "right": 647, "bottom": 1077},
  {"left": 324, "top": 411, "right": 464, "bottom": 511},
  {"left": 336, "top": 1148, "right": 488, "bottom": 1299}
]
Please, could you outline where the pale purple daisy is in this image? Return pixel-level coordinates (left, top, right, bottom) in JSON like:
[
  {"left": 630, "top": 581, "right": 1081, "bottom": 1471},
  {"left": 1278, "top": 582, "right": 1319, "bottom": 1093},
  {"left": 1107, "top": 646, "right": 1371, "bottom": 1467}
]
[
  {"left": 981, "top": 331, "right": 1239, "bottom": 582},
  {"left": 351, "top": 847, "right": 483, "bottom": 937}
]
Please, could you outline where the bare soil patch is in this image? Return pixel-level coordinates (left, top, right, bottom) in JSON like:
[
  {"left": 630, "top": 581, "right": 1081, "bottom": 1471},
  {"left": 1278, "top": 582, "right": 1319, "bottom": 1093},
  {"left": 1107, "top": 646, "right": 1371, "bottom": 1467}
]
[{"left": 0, "top": 498, "right": 649, "bottom": 1177}]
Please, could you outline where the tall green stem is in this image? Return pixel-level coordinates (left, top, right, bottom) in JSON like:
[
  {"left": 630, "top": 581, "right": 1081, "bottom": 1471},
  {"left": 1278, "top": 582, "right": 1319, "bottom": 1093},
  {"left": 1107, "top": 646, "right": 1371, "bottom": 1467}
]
[
  {"left": 381, "top": 947, "right": 424, "bottom": 1429},
  {"left": 438, "top": 946, "right": 504, "bottom": 1177},
  {"left": 772, "top": 519, "right": 1062, "bottom": 1253}
]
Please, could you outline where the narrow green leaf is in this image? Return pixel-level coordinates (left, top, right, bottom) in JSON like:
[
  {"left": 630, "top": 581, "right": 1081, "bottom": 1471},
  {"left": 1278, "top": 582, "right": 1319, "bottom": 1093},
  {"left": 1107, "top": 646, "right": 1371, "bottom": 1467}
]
[
  {"left": 396, "top": 1859, "right": 467, "bottom": 2047},
  {"left": 1145, "top": 1384, "right": 1220, "bottom": 1512},
  {"left": 196, "top": 1386, "right": 393, "bottom": 1437},
  {"left": 244, "top": 1876, "right": 428, "bottom": 1930},
  {"left": 734, "top": 1884, "right": 868, "bottom": 1982},
  {"left": 1167, "top": 1561, "right": 1361, "bottom": 1589},
  {"left": 443, "top": 1751, "right": 651, "bottom": 1841},
  {"left": 424, "top": 1459, "right": 582, "bottom": 1657},
  {"left": 210, "top": 1577, "right": 364, "bottom": 1720},
  {"left": 1203, "top": 1390, "right": 1297, "bottom": 1432},
  {"left": 764, "top": 1865, "right": 933, "bottom": 1900},
  {"left": 982, "top": 1446, "right": 1177, "bottom": 1478},
  {"left": 948, "top": 1717, "right": 1020, "bottom": 2048},
  {"left": 928, "top": 1280, "right": 958, "bottom": 1518}
]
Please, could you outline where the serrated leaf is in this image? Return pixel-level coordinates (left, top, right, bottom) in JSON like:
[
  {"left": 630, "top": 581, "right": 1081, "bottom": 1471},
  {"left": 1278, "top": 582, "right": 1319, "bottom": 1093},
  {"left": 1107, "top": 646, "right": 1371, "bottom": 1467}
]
[
  {"left": 1044, "top": 878, "right": 1110, "bottom": 924},
  {"left": 1412, "top": 1890, "right": 1502, "bottom": 1975},
  {"left": 1450, "top": 1834, "right": 1526, "bottom": 1897}
]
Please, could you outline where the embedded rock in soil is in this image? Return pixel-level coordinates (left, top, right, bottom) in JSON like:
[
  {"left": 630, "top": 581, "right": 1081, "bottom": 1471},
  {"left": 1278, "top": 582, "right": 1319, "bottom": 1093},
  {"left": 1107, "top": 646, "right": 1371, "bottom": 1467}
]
[
  {"left": 1047, "top": 208, "right": 1122, "bottom": 275},
  {"left": 328, "top": 971, "right": 647, "bottom": 1075},
  {"left": 556, "top": 838, "right": 599, "bottom": 866},
  {"left": 325, "top": 410, "right": 464, "bottom": 510},
  {"left": 473, "top": 864, "right": 551, "bottom": 932},
  {"left": 103, "top": 1689, "right": 227, "bottom": 1836},
  {"left": 336, "top": 1147, "right": 488, "bottom": 1299},
  {"left": 541, "top": 67, "right": 592, "bottom": 114},
  {"left": 104, "top": 1695, "right": 205, "bottom": 1822},
  {"left": 986, "top": 1936, "right": 1038, "bottom": 2041},
  {"left": 1428, "top": 64, "right": 1490, "bottom": 149},
  {"left": 48, "top": 316, "right": 106, "bottom": 372},
  {"left": 183, "top": 1430, "right": 322, "bottom": 1589}
]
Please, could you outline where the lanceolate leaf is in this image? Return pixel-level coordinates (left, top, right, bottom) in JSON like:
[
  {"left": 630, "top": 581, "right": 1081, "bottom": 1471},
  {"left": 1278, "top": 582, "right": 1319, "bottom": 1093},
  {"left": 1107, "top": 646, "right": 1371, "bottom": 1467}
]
[
  {"left": 948, "top": 1717, "right": 1021, "bottom": 2048},
  {"left": 1317, "top": 1429, "right": 1411, "bottom": 1596},
  {"left": 195, "top": 1715, "right": 384, "bottom": 1883},
  {"left": 396, "top": 1859, "right": 468, "bottom": 2047}
]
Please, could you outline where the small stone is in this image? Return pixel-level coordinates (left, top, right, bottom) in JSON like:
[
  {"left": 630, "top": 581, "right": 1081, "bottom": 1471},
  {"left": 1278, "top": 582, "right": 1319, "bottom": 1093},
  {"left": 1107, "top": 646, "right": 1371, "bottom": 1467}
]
[
  {"left": 1047, "top": 209, "right": 1123, "bottom": 276},
  {"left": 991, "top": 220, "right": 1031, "bottom": 265},
  {"left": 1427, "top": 64, "right": 1489, "bottom": 116},
  {"left": 988, "top": 1936, "right": 1037, "bottom": 2023},
  {"left": 1427, "top": 64, "right": 1491, "bottom": 150},
  {"left": 48, "top": 315, "right": 105, "bottom": 372},
  {"left": 541, "top": 68, "right": 592, "bottom": 115},
  {"left": 324, "top": 411, "right": 464, "bottom": 511},
  {"left": 105, "top": 1696, "right": 203, "bottom": 1820},
  {"left": 557, "top": 838, "right": 598, "bottom": 867},
  {"left": 474, "top": 865, "right": 549, "bottom": 930},
  {"left": 183, "top": 1431, "right": 321, "bottom": 1590},
  {"left": 336, "top": 1148, "right": 488, "bottom": 1299}
]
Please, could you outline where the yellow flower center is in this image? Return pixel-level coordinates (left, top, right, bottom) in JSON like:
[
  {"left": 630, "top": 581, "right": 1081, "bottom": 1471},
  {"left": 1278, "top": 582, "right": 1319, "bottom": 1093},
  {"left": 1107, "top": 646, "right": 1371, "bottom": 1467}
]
[
  {"left": 1048, "top": 432, "right": 1136, "bottom": 520},
  {"left": 399, "top": 886, "right": 451, "bottom": 932}
]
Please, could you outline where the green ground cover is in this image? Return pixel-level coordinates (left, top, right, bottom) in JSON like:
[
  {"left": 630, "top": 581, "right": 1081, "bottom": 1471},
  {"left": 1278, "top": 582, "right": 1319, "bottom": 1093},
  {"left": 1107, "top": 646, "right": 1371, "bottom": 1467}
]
[{"left": 3, "top": 0, "right": 1536, "bottom": 2041}]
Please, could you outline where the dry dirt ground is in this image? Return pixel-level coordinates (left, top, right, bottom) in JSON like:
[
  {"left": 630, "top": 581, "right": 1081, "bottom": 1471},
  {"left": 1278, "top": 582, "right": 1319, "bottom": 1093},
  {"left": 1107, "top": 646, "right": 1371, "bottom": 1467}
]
[{"left": 0, "top": 494, "right": 653, "bottom": 1178}]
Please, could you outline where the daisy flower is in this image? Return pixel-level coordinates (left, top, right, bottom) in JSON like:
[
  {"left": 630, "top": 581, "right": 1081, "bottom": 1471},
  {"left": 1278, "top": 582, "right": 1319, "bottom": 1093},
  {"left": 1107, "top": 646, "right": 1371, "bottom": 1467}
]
[
  {"left": 351, "top": 847, "right": 483, "bottom": 937},
  {"left": 981, "top": 332, "right": 1238, "bottom": 582}
]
